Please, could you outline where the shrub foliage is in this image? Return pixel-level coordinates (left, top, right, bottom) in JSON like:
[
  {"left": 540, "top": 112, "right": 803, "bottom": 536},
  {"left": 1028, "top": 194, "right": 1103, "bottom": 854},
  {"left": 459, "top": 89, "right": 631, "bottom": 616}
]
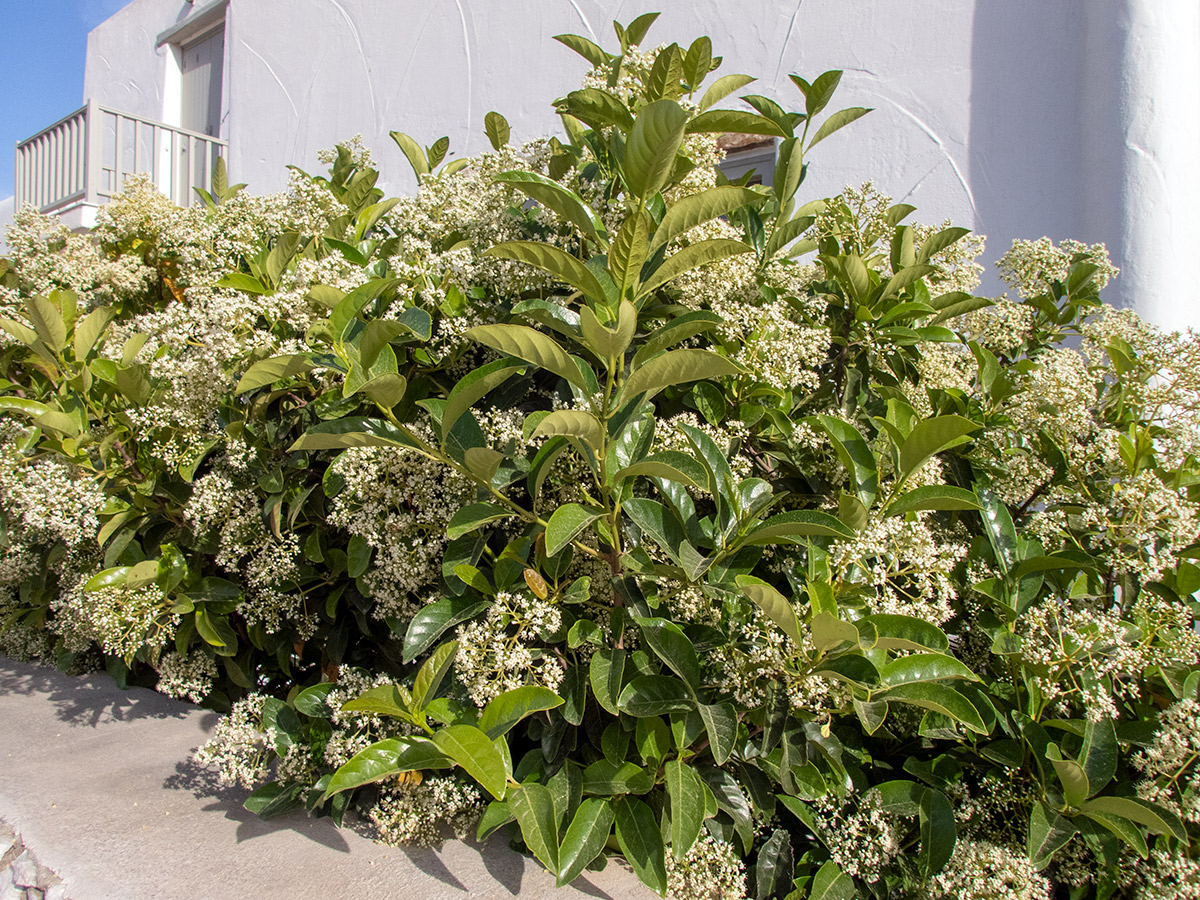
[{"left": 3, "top": 15, "right": 1200, "bottom": 899}]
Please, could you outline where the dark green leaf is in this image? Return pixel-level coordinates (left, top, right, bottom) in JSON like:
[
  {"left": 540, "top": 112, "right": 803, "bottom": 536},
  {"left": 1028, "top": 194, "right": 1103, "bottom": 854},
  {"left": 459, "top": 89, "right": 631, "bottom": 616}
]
[
  {"left": 557, "top": 798, "right": 615, "bottom": 886},
  {"left": 478, "top": 685, "right": 564, "bottom": 739},
  {"left": 618, "top": 675, "right": 694, "bottom": 717},
  {"left": 432, "top": 724, "right": 509, "bottom": 801},
  {"left": 509, "top": 782, "right": 560, "bottom": 873},
  {"left": 403, "top": 597, "right": 489, "bottom": 663},
  {"left": 581, "top": 760, "right": 653, "bottom": 795},
  {"left": 613, "top": 797, "right": 668, "bottom": 896}
]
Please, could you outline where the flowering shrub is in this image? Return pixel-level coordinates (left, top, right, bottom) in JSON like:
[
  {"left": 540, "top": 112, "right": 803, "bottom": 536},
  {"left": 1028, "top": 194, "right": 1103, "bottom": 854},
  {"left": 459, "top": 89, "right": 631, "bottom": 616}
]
[{"left": 3, "top": 14, "right": 1200, "bottom": 899}]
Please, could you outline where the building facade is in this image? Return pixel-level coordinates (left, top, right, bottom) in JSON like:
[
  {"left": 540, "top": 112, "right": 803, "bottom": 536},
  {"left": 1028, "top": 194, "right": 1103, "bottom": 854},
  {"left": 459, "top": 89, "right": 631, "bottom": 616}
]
[{"left": 12, "top": 0, "right": 1200, "bottom": 328}]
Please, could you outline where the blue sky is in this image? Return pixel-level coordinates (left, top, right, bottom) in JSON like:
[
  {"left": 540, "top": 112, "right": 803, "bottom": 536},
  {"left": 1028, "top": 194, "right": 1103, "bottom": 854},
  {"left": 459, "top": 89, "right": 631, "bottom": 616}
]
[{"left": 0, "top": 0, "right": 128, "bottom": 199}]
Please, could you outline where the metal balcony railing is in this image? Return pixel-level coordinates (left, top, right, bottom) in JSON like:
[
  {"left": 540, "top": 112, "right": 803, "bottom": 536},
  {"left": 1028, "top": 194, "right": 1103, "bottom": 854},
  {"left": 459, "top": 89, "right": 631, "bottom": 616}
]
[{"left": 14, "top": 100, "right": 227, "bottom": 215}]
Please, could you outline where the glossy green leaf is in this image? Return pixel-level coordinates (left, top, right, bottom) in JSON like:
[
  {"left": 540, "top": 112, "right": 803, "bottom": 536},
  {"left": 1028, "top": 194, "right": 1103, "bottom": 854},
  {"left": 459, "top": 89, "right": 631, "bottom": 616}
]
[
  {"left": 495, "top": 170, "right": 606, "bottom": 246},
  {"left": 624, "top": 99, "right": 688, "bottom": 200},
  {"left": 807, "top": 106, "right": 872, "bottom": 149},
  {"left": 808, "top": 860, "right": 856, "bottom": 900},
  {"left": 613, "top": 797, "right": 668, "bottom": 896},
  {"left": 532, "top": 409, "right": 605, "bottom": 452},
  {"left": 919, "top": 788, "right": 956, "bottom": 877},
  {"left": 581, "top": 759, "right": 653, "bottom": 795},
  {"left": 897, "top": 415, "right": 980, "bottom": 483},
  {"left": 618, "top": 675, "right": 694, "bottom": 716},
  {"left": 886, "top": 485, "right": 982, "bottom": 516},
  {"left": 632, "top": 310, "right": 721, "bottom": 365},
  {"left": 341, "top": 684, "right": 412, "bottom": 719},
  {"left": 635, "top": 616, "right": 702, "bottom": 693},
  {"left": 685, "top": 109, "right": 786, "bottom": 137},
  {"left": 1081, "top": 810, "right": 1149, "bottom": 858},
  {"left": 615, "top": 451, "right": 708, "bottom": 491},
  {"left": 1081, "top": 717, "right": 1118, "bottom": 796},
  {"left": 553, "top": 33, "right": 610, "bottom": 67},
  {"left": 557, "top": 798, "right": 615, "bottom": 886},
  {"left": 1080, "top": 796, "right": 1187, "bottom": 841},
  {"left": 293, "top": 682, "right": 336, "bottom": 718},
  {"left": 619, "top": 348, "right": 743, "bottom": 405},
  {"left": 412, "top": 641, "right": 459, "bottom": 711},
  {"left": 735, "top": 576, "right": 801, "bottom": 647},
  {"left": 880, "top": 653, "right": 979, "bottom": 687},
  {"left": 855, "top": 614, "right": 949, "bottom": 653},
  {"left": 288, "top": 417, "right": 420, "bottom": 452},
  {"left": 698, "top": 73, "right": 755, "bottom": 111},
  {"left": 484, "top": 110, "right": 511, "bottom": 150},
  {"left": 1028, "top": 801, "right": 1078, "bottom": 869},
  {"left": 323, "top": 738, "right": 450, "bottom": 799},
  {"left": 433, "top": 724, "right": 509, "bottom": 800},
  {"left": 1046, "top": 745, "right": 1090, "bottom": 808},
  {"left": 589, "top": 649, "right": 627, "bottom": 716},
  {"left": 740, "top": 509, "right": 855, "bottom": 545},
  {"left": 882, "top": 683, "right": 988, "bottom": 734},
  {"left": 609, "top": 213, "right": 650, "bottom": 297},
  {"left": 651, "top": 186, "right": 762, "bottom": 251},
  {"left": 812, "top": 415, "right": 878, "bottom": 506},
  {"left": 755, "top": 828, "right": 794, "bottom": 900},
  {"left": 663, "top": 760, "right": 705, "bottom": 857},
  {"left": 73, "top": 307, "right": 113, "bottom": 360},
  {"left": 544, "top": 503, "right": 604, "bottom": 557},
  {"left": 447, "top": 502, "right": 512, "bottom": 540},
  {"left": 478, "top": 685, "right": 564, "bottom": 739},
  {"left": 697, "top": 701, "right": 737, "bottom": 765},
  {"left": 561, "top": 88, "right": 634, "bottom": 130},
  {"left": 637, "top": 239, "right": 753, "bottom": 297},
  {"left": 390, "top": 130, "right": 429, "bottom": 177},
  {"left": 403, "top": 597, "right": 489, "bottom": 663},
  {"left": 442, "top": 358, "right": 528, "bottom": 445},
  {"left": 509, "top": 782, "right": 560, "bottom": 873},
  {"left": 465, "top": 322, "right": 588, "bottom": 388}
]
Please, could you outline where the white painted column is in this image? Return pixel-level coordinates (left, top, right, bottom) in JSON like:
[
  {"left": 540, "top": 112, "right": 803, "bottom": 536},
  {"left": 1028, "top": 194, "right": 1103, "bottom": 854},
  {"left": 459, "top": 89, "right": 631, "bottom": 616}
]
[{"left": 1095, "top": 1, "right": 1200, "bottom": 331}]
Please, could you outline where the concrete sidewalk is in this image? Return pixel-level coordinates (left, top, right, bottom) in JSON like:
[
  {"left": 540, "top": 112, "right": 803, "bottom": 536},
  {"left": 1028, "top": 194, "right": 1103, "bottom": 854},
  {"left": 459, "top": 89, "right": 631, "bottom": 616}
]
[{"left": 0, "top": 656, "right": 651, "bottom": 900}]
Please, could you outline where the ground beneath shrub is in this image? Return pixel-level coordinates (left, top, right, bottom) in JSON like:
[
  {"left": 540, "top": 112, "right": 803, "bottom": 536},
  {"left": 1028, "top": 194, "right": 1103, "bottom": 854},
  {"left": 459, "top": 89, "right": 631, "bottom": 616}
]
[{"left": 0, "top": 656, "right": 652, "bottom": 900}]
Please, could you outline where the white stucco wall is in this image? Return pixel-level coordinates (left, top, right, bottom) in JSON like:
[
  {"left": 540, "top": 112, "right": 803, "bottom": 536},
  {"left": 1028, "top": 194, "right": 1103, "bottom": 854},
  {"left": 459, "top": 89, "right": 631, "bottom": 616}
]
[{"left": 77, "top": 0, "right": 1200, "bottom": 328}]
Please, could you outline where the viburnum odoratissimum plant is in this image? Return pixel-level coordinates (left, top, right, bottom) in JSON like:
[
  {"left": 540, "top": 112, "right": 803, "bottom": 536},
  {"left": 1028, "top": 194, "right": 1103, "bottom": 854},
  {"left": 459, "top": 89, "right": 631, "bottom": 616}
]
[{"left": 3, "top": 12, "right": 1200, "bottom": 900}]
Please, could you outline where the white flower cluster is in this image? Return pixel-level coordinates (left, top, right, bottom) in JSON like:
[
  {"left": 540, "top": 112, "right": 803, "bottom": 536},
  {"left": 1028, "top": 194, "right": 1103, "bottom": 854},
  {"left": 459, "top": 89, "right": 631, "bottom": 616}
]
[
  {"left": 368, "top": 774, "right": 483, "bottom": 847},
  {"left": 454, "top": 589, "right": 564, "bottom": 706},
  {"left": 194, "top": 693, "right": 273, "bottom": 789},
  {"left": 1125, "top": 848, "right": 1200, "bottom": 900},
  {"left": 829, "top": 515, "right": 967, "bottom": 625},
  {"left": 1019, "top": 594, "right": 1200, "bottom": 721},
  {"left": 1, "top": 207, "right": 152, "bottom": 320},
  {"left": 923, "top": 839, "right": 1050, "bottom": 900},
  {"left": 326, "top": 438, "right": 473, "bottom": 621},
  {"left": 665, "top": 834, "right": 746, "bottom": 900},
  {"left": 1136, "top": 698, "right": 1200, "bottom": 824},
  {"left": 997, "top": 236, "right": 1119, "bottom": 299},
  {"left": 154, "top": 649, "right": 217, "bottom": 703},
  {"left": 186, "top": 465, "right": 303, "bottom": 631},
  {"left": 52, "top": 575, "right": 177, "bottom": 659},
  {"left": 0, "top": 438, "right": 104, "bottom": 550},
  {"left": 811, "top": 789, "right": 902, "bottom": 883}
]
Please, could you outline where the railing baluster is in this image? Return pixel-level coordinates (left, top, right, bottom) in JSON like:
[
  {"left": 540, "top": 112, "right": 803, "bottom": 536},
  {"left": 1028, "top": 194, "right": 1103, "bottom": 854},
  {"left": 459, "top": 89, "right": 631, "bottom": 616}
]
[{"left": 15, "top": 103, "right": 226, "bottom": 215}]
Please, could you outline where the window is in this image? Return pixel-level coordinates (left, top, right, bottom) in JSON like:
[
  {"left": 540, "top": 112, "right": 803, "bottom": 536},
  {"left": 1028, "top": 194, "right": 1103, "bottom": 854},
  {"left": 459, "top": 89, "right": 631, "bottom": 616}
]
[{"left": 716, "top": 134, "right": 776, "bottom": 187}]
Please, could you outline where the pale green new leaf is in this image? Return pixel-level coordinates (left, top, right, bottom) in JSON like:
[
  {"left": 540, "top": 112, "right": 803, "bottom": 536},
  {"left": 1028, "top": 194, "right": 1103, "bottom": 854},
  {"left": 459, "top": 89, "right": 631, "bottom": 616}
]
[
  {"left": 637, "top": 238, "right": 753, "bottom": 298},
  {"left": 735, "top": 575, "right": 802, "bottom": 646},
  {"left": 650, "top": 186, "right": 762, "bottom": 251},
  {"left": 618, "top": 348, "right": 743, "bottom": 406},
  {"left": 807, "top": 107, "right": 872, "bottom": 150},
  {"left": 494, "top": 171, "right": 606, "bottom": 246},
  {"left": 545, "top": 503, "right": 604, "bottom": 557},
  {"left": 624, "top": 99, "right": 688, "bottom": 200},
  {"left": 698, "top": 73, "right": 755, "bottom": 111},
  {"left": 432, "top": 724, "right": 509, "bottom": 800},
  {"left": 465, "top": 323, "right": 588, "bottom": 389},
  {"left": 685, "top": 109, "right": 786, "bottom": 137},
  {"left": 531, "top": 409, "right": 605, "bottom": 451},
  {"left": 484, "top": 242, "right": 606, "bottom": 301}
]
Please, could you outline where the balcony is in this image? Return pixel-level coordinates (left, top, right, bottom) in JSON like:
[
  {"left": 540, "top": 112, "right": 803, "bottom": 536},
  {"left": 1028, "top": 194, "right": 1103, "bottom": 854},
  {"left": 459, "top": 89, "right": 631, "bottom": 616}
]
[{"left": 14, "top": 100, "right": 226, "bottom": 227}]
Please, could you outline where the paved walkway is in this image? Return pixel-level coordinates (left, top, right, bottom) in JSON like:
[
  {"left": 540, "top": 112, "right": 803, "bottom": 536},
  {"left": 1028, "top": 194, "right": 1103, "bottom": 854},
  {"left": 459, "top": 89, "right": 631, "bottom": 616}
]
[{"left": 0, "top": 656, "right": 650, "bottom": 900}]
